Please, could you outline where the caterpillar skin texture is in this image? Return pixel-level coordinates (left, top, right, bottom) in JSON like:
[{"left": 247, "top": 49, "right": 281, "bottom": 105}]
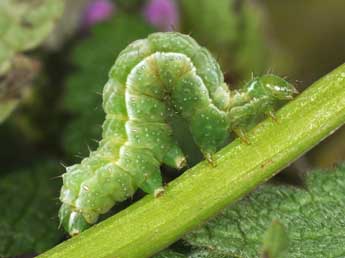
[{"left": 59, "top": 32, "right": 297, "bottom": 235}]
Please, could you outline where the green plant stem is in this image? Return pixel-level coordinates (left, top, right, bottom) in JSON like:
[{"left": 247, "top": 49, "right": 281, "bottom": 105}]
[{"left": 40, "top": 64, "right": 345, "bottom": 258}]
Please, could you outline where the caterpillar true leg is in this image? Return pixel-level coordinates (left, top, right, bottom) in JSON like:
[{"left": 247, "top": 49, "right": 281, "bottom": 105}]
[
  {"left": 266, "top": 110, "right": 278, "bottom": 122},
  {"left": 203, "top": 152, "right": 217, "bottom": 167},
  {"left": 233, "top": 128, "right": 251, "bottom": 145}
]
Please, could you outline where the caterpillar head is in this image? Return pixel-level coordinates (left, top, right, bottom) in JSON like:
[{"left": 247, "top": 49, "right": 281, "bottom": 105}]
[{"left": 247, "top": 74, "right": 298, "bottom": 101}]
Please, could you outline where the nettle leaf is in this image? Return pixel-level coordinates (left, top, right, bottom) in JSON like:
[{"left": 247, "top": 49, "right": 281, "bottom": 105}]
[
  {"left": 0, "top": 161, "right": 63, "bottom": 257},
  {"left": 156, "top": 250, "right": 186, "bottom": 258},
  {"left": 62, "top": 14, "right": 154, "bottom": 157},
  {"left": 157, "top": 164, "right": 345, "bottom": 257}
]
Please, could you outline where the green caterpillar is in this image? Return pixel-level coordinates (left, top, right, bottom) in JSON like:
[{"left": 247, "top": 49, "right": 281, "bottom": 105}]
[{"left": 59, "top": 32, "right": 297, "bottom": 236}]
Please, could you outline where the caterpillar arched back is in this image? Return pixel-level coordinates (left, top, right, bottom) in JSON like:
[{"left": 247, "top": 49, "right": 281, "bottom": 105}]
[{"left": 59, "top": 32, "right": 297, "bottom": 235}]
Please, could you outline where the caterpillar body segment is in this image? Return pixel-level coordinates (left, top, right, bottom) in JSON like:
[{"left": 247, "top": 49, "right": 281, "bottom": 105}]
[{"left": 59, "top": 32, "right": 297, "bottom": 235}]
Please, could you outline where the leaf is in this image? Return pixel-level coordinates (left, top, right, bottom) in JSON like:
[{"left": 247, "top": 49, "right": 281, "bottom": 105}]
[
  {"left": 62, "top": 14, "right": 154, "bottom": 157},
  {"left": 0, "top": 0, "right": 64, "bottom": 123},
  {"left": 158, "top": 164, "right": 345, "bottom": 257},
  {"left": 0, "top": 160, "right": 63, "bottom": 257},
  {"left": 156, "top": 221, "right": 289, "bottom": 258},
  {"left": 179, "top": 0, "right": 267, "bottom": 77},
  {"left": 0, "top": 0, "right": 64, "bottom": 73},
  {"left": 155, "top": 250, "right": 187, "bottom": 258},
  {"left": 234, "top": 1, "right": 267, "bottom": 77},
  {"left": 156, "top": 248, "right": 234, "bottom": 258}
]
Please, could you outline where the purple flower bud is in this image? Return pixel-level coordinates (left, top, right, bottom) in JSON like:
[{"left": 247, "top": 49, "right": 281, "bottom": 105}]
[
  {"left": 82, "top": 0, "right": 115, "bottom": 28},
  {"left": 143, "top": 0, "right": 179, "bottom": 31}
]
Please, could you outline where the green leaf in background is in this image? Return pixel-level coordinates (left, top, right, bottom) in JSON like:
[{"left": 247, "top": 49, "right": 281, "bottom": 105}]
[
  {"left": 0, "top": 0, "right": 64, "bottom": 73},
  {"left": 155, "top": 250, "right": 186, "bottom": 258},
  {"left": 157, "top": 221, "right": 288, "bottom": 258},
  {"left": 62, "top": 14, "right": 154, "bottom": 158},
  {"left": 0, "top": 0, "right": 64, "bottom": 123},
  {"left": 179, "top": 0, "right": 267, "bottom": 79},
  {"left": 158, "top": 164, "right": 345, "bottom": 257},
  {"left": 234, "top": 1, "right": 267, "bottom": 79},
  {"left": 0, "top": 160, "right": 63, "bottom": 257}
]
